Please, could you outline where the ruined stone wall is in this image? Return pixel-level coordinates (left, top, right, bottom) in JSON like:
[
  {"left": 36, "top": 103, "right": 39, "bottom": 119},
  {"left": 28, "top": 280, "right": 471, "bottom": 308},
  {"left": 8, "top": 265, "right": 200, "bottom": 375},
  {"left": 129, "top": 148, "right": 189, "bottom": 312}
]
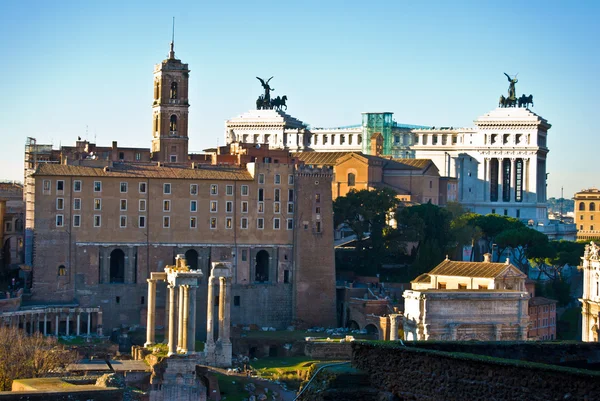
[
  {"left": 352, "top": 342, "right": 600, "bottom": 401},
  {"left": 304, "top": 342, "right": 352, "bottom": 359}
]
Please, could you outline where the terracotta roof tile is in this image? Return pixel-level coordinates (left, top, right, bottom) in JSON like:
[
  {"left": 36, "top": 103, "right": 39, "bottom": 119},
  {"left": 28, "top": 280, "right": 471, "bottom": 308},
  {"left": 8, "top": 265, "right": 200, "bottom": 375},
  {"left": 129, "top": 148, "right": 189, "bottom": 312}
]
[
  {"left": 34, "top": 163, "right": 253, "bottom": 181},
  {"left": 389, "top": 158, "right": 433, "bottom": 170},
  {"left": 428, "top": 259, "right": 525, "bottom": 278},
  {"left": 292, "top": 152, "right": 359, "bottom": 166}
]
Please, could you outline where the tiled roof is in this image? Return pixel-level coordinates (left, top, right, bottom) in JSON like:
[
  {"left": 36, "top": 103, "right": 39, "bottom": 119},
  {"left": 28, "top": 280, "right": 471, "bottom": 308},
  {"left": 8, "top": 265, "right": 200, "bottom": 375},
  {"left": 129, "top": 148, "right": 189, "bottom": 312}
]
[
  {"left": 413, "top": 273, "right": 431, "bottom": 283},
  {"left": 293, "top": 152, "right": 359, "bottom": 166},
  {"left": 34, "top": 163, "right": 254, "bottom": 181},
  {"left": 389, "top": 158, "right": 433, "bottom": 170},
  {"left": 428, "top": 259, "right": 525, "bottom": 278},
  {"left": 529, "top": 296, "right": 558, "bottom": 306}
]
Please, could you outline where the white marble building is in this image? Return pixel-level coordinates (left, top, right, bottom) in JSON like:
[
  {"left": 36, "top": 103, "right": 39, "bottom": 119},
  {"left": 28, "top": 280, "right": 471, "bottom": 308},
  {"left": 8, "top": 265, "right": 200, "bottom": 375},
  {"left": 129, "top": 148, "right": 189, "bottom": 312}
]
[{"left": 580, "top": 241, "right": 600, "bottom": 342}]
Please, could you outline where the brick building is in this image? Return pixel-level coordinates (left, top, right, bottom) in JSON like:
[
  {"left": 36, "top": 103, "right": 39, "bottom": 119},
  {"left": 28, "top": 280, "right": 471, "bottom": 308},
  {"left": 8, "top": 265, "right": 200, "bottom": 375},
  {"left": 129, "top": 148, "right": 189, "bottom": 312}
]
[
  {"left": 23, "top": 43, "right": 336, "bottom": 336},
  {"left": 575, "top": 188, "right": 600, "bottom": 241}
]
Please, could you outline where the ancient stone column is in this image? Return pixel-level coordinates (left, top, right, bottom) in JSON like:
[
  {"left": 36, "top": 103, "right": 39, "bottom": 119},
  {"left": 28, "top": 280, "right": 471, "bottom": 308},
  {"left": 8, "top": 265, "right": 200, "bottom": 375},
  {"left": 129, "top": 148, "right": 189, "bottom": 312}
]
[
  {"left": 206, "top": 276, "right": 216, "bottom": 349},
  {"left": 178, "top": 285, "right": 184, "bottom": 351},
  {"left": 55, "top": 314, "right": 59, "bottom": 336},
  {"left": 43, "top": 313, "right": 47, "bottom": 336},
  {"left": 87, "top": 312, "right": 91, "bottom": 336},
  {"left": 181, "top": 285, "right": 189, "bottom": 354},
  {"left": 222, "top": 278, "right": 231, "bottom": 344},
  {"left": 389, "top": 314, "right": 400, "bottom": 341},
  {"left": 96, "top": 310, "right": 103, "bottom": 336},
  {"left": 76, "top": 313, "right": 81, "bottom": 336},
  {"left": 145, "top": 279, "right": 157, "bottom": 347},
  {"left": 167, "top": 284, "right": 177, "bottom": 356},
  {"left": 218, "top": 277, "right": 226, "bottom": 343},
  {"left": 66, "top": 313, "right": 70, "bottom": 336},
  {"left": 187, "top": 285, "right": 198, "bottom": 354}
]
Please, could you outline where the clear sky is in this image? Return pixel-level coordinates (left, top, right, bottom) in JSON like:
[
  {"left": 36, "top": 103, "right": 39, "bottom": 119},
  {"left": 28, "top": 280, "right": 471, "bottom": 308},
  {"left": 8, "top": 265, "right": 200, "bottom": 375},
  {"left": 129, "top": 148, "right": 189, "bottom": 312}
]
[{"left": 0, "top": 0, "right": 598, "bottom": 198}]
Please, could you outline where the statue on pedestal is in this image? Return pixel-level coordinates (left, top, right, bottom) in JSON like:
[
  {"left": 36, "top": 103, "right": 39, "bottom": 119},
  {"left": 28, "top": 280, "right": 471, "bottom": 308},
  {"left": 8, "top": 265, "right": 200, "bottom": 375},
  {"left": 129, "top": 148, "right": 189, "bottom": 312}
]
[{"left": 256, "top": 76, "right": 274, "bottom": 109}]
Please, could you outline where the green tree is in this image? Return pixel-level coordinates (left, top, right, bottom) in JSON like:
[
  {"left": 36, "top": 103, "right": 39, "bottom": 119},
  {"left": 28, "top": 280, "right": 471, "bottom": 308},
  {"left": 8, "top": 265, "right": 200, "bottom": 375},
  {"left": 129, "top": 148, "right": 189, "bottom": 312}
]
[
  {"left": 495, "top": 226, "right": 549, "bottom": 272},
  {"left": 529, "top": 240, "right": 585, "bottom": 281}
]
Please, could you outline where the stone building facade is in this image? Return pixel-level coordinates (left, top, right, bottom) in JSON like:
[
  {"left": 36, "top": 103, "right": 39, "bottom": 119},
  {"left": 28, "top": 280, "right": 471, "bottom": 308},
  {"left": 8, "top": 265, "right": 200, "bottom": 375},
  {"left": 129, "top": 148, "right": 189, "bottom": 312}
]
[
  {"left": 580, "top": 241, "right": 600, "bottom": 342},
  {"left": 403, "top": 256, "right": 529, "bottom": 341},
  {"left": 575, "top": 188, "right": 600, "bottom": 241}
]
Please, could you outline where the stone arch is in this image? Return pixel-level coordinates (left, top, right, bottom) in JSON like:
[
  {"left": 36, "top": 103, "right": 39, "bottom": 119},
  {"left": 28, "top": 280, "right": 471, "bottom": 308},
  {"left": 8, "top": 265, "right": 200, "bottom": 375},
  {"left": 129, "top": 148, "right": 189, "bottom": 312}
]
[
  {"left": 347, "top": 320, "right": 360, "bottom": 330},
  {"left": 185, "top": 249, "right": 199, "bottom": 271},
  {"left": 110, "top": 249, "right": 125, "bottom": 283},
  {"left": 170, "top": 82, "right": 178, "bottom": 99},
  {"left": 364, "top": 324, "right": 379, "bottom": 339},
  {"left": 255, "top": 250, "right": 269, "bottom": 282},
  {"left": 58, "top": 265, "right": 66, "bottom": 276},
  {"left": 169, "top": 115, "right": 177, "bottom": 132}
]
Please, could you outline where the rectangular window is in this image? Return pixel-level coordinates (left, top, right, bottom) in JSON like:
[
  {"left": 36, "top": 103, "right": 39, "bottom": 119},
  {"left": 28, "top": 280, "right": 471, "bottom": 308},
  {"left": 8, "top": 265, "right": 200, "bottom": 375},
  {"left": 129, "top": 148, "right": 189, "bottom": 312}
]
[
  {"left": 234, "top": 295, "right": 240, "bottom": 306},
  {"left": 139, "top": 215, "right": 146, "bottom": 228},
  {"left": 288, "top": 175, "right": 294, "bottom": 185},
  {"left": 190, "top": 216, "right": 197, "bottom": 228},
  {"left": 73, "top": 198, "right": 81, "bottom": 210},
  {"left": 120, "top": 182, "right": 128, "bottom": 193},
  {"left": 163, "top": 216, "right": 170, "bottom": 228},
  {"left": 273, "top": 218, "right": 280, "bottom": 230},
  {"left": 288, "top": 189, "right": 294, "bottom": 201},
  {"left": 258, "top": 202, "right": 264, "bottom": 213},
  {"left": 94, "top": 181, "right": 102, "bottom": 192},
  {"left": 257, "top": 218, "right": 264, "bottom": 229},
  {"left": 210, "top": 201, "right": 218, "bottom": 212},
  {"left": 120, "top": 216, "right": 127, "bottom": 228},
  {"left": 258, "top": 174, "right": 265, "bottom": 184},
  {"left": 241, "top": 249, "right": 248, "bottom": 261},
  {"left": 315, "top": 193, "right": 321, "bottom": 203},
  {"left": 139, "top": 182, "right": 147, "bottom": 193},
  {"left": 241, "top": 201, "right": 248, "bottom": 213},
  {"left": 43, "top": 180, "right": 51, "bottom": 194},
  {"left": 438, "top": 282, "right": 447, "bottom": 289},
  {"left": 163, "top": 183, "right": 171, "bottom": 194},
  {"left": 94, "top": 215, "right": 101, "bottom": 227},
  {"left": 316, "top": 221, "right": 321, "bottom": 233},
  {"left": 56, "top": 180, "right": 64, "bottom": 192},
  {"left": 274, "top": 202, "right": 280, "bottom": 213},
  {"left": 241, "top": 185, "right": 249, "bottom": 196},
  {"left": 190, "top": 200, "right": 197, "bottom": 212},
  {"left": 275, "top": 174, "right": 281, "bottom": 184},
  {"left": 56, "top": 198, "right": 64, "bottom": 210},
  {"left": 73, "top": 215, "right": 81, "bottom": 227},
  {"left": 56, "top": 215, "right": 64, "bottom": 227},
  {"left": 190, "top": 184, "right": 198, "bottom": 195},
  {"left": 210, "top": 217, "right": 217, "bottom": 229},
  {"left": 284, "top": 270, "right": 290, "bottom": 283},
  {"left": 241, "top": 217, "right": 248, "bottom": 229},
  {"left": 226, "top": 217, "right": 233, "bottom": 229},
  {"left": 73, "top": 180, "right": 82, "bottom": 192},
  {"left": 226, "top": 201, "right": 233, "bottom": 213},
  {"left": 274, "top": 189, "right": 280, "bottom": 201},
  {"left": 315, "top": 206, "right": 321, "bottom": 214},
  {"left": 139, "top": 199, "right": 146, "bottom": 212},
  {"left": 120, "top": 199, "right": 127, "bottom": 211},
  {"left": 94, "top": 198, "right": 102, "bottom": 210},
  {"left": 458, "top": 283, "right": 467, "bottom": 289},
  {"left": 287, "top": 219, "right": 293, "bottom": 230},
  {"left": 210, "top": 184, "right": 218, "bottom": 195},
  {"left": 226, "top": 185, "right": 233, "bottom": 195},
  {"left": 163, "top": 200, "right": 171, "bottom": 212},
  {"left": 287, "top": 202, "right": 294, "bottom": 214}
]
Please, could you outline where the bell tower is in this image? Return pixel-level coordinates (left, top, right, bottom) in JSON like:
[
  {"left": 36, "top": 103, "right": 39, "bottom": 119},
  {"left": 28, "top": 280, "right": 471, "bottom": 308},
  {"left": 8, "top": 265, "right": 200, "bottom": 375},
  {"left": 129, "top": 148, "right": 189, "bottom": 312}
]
[{"left": 151, "top": 34, "right": 190, "bottom": 163}]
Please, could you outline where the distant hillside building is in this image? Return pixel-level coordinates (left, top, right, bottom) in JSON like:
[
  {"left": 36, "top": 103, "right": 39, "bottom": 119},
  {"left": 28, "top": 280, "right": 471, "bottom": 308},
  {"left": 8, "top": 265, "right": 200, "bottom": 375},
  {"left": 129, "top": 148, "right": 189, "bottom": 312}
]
[
  {"left": 403, "top": 255, "right": 530, "bottom": 341},
  {"left": 575, "top": 188, "right": 600, "bottom": 241}
]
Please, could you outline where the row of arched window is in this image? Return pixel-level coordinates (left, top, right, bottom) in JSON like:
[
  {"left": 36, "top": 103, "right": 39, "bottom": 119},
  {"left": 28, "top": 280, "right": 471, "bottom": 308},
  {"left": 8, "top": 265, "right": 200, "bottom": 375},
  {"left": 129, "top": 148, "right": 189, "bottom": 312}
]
[{"left": 579, "top": 202, "right": 597, "bottom": 211}]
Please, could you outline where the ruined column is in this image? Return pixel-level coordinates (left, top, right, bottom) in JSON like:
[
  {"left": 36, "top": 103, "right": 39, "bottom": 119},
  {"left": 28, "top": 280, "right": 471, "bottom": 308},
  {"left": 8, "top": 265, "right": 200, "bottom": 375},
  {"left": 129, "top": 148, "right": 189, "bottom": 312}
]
[
  {"left": 87, "top": 312, "right": 91, "bottom": 336},
  {"left": 55, "top": 314, "right": 59, "bottom": 336},
  {"left": 177, "top": 285, "right": 184, "bottom": 351},
  {"left": 218, "top": 277, "right": 226, "bottom": 343},
  {"left": 145, "top": 279, "right": 157, "bottom": 347},
  {"left": 222, "top": 278, "right": 231, "bottom": 344},
  {"left": 76, "top": 313, "right": 81, "bottom": 336},
  {"left": 206, "top": 276, "right": 216, "bottom": 349},
  {"left": 96, "top": 310, "right": 103, "bottom": 336},
  {"left": 66, "top": 313, "right": 70, "bottom": 336},
  {"left": 181, "top": 285, "right": 189, "bottom": 354},
  {"left": 167, "top": 284, "right": 177, "bottom": 356},
  {"left": 389, "top": 314, "right": 400, "bottom": 341},
  {"left": 43, "top": 313, "right": 47, "bottom": 336},
  {"left": 187, "top": 285, "right": 198, "bottom": 354}
]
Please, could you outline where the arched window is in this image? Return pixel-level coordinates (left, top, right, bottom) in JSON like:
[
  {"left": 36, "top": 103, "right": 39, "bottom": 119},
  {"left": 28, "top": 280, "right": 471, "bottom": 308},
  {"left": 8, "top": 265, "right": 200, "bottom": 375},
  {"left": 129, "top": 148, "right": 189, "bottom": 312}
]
[
  {"left": 348, "top": 173, "right": 356, "bottom": 187},
  {"left": 591, "top": 203, "right": 596, "bottom": 211},
  {"left": 110, "top": 249, "right": 125, "bottom": 283},
  {"left": 169, "top": 115, "right": 177, "bottom": 132},
  {"left": 579, "top": 202, "right": 586, "bottom": 211},
  {"left": 170, "top": 82, "right": 178, "bottom": 99},
  {"left": 154, "top": 116, "right": 159, "bottom": 132},
  {"left": 255, "top": 250, "right": 269, "bottom": 283},
  {"left": 185, "top": 249, "right": 199, "bottom": 271},
  {"left": 58, "top": 265, "right": 66, "bottom": 276},
  {"left": 154, "top": 81, "right": 159, "bottom": 100}
]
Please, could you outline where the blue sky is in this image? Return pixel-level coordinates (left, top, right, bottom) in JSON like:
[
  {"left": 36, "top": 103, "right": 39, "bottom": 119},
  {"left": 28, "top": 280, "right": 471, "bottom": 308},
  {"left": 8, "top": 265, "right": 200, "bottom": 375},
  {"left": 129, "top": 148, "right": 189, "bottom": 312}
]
[{"left": 0, "top": 0, "right": 598, "bottom": 198}]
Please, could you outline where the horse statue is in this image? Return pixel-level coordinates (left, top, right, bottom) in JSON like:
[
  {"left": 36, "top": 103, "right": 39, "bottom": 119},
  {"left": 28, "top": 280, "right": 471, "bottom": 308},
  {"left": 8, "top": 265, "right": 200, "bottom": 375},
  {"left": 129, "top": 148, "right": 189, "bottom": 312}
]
[
  {"left": 518, "top": 94, "right": 534, "bottom": 108},
  {"left": 503, "top": 96, "right": 517, "bottom": 108},
  {"left": 499, "top": 95, "right": 505, "bottom": 108},
  {"left": 271, "top": 95, "right": 288, "bottom": 111},
  {"left": 256, "top": 95, "right": 264, "bottom": 110}
]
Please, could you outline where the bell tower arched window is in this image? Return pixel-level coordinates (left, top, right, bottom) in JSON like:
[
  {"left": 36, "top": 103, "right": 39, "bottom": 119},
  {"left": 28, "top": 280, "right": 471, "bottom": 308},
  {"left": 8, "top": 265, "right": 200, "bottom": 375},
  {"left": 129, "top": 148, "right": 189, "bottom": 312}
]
[
  {"left": 169, "top": 115, "right": 177, "bottom": 132},
  {"left": 154, "top": 81, "right": 159, "bottom": 100},
  {"left": 170, "top": 82, "right": 178, "bottom": 100}
]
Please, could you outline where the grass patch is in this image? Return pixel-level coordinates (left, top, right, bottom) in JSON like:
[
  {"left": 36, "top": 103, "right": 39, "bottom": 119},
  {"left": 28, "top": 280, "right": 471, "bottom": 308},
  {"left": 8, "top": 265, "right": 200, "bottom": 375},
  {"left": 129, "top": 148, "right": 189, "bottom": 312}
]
[{"left": 215, "top": 373, "right": 252, "bottom": 401}]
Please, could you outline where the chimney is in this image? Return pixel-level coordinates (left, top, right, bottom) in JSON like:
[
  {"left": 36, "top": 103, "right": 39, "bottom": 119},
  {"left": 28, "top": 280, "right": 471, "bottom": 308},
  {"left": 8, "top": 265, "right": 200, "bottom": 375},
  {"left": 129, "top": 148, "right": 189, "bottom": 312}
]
[{"left": 483, "top": 253, "right": 491, "bottom": 263}]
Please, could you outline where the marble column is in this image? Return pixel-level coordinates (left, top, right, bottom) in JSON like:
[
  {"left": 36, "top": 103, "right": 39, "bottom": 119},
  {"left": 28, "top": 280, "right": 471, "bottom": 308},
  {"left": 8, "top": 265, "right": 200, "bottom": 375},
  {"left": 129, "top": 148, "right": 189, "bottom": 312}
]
[
  {"left": 145, "top": 279, "right": 157, "bottom": 347},
  {"left": 55, "top": 314, "right": 59, "bottom": 336},
  {"left": 389, "top": 314, "right": 400, "bottom": 341},
  {"left": 218, "top": 277, "right": 226, "bottom": 343},
  {"left": 206, "top": 276, "right": 216, "bottom": 349},
  {"left": 187, "top": 285, "right": 197, "bottom": 354},
  {"left": 87, "top": 312, "right": 91, "bottom": 336},
  {"left": 223, "top": 278, "right": 231, "bottom": 344},
  {"left": 181, "top": 285, "right": 189, "bottom": 354},
  {"left": 177, "top": 285, "right": 184, "bottom": 351},
  {"left": 96, "top": 310, "right": 103, "bottom": 336},
  {"left": 167, "top": 284, "right": 177, "bottom": 356},
  {"left": 43, "top": 313, "right": 47, "bottom": 336},
  {"left": 76, "top": 313, "right": 81, "bottom": 336},
  {"left": 510, "top": 158, "right": 516, "bottom": 203},
  {"left": 66, "top": 313, "right": 70, "bottom": 336}
]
